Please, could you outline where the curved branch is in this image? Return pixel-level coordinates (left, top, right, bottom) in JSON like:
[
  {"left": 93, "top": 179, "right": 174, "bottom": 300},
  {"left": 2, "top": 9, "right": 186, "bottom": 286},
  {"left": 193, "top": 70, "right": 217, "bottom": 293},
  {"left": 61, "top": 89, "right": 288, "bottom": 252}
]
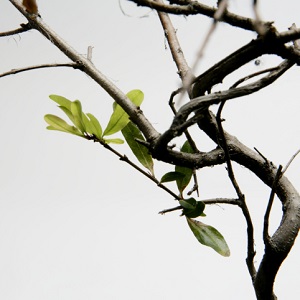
[
  {"left": 154, "top": 59, "right": 294, "bottom": 152},
  {"left": 197, "top": 112, "right": 300, "bottom": 300},
  {"left": 0, "top": 62, "right": 81, "bottom": 78}
]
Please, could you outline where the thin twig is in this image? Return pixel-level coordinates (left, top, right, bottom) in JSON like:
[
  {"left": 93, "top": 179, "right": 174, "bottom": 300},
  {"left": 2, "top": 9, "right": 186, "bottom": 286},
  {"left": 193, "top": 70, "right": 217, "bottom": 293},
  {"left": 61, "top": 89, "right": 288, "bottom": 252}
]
[
  {"left": 216, "top": 101, "right": 256, "bottom": 281},
  {"left": 0, "top": 24, "right": 32, "bottom": 37},
  {"left": 230, "top": 67, "right": 279, "bottom": 89},
  {"left": 0, "top": 62, "right": 81, "bottom": 78},
  {"left": 168, "top": 90, "right": 200, "bottom": 196},
  {"left": 263, "top": 165, "right": 283, "bottom": 244},
  {"left": 282, "top": 149, "right": 300, "bottom": 174},
  {"left": 216, "top": 101, "right": 244, "bottom": 199},
  {"left": 89, "top": 136, "right": 181, "bottom": 201},
  {"left": 158, "top": 197, "right": 240, "bottom": 215}
]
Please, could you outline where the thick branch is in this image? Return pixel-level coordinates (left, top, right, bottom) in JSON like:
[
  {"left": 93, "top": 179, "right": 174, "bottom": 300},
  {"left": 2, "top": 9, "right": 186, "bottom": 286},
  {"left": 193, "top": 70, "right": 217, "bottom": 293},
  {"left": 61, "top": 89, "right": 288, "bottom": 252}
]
[{"left": 191, "top": 30, "right": 299, "bottom": 97}]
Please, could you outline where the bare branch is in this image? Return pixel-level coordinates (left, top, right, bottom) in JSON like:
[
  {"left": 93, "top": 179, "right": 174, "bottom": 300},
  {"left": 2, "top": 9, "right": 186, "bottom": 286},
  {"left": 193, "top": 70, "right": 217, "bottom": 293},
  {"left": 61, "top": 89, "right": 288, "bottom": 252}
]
[
  {"left": 216, "top": 100, "right": 256, "bottom": 280},
  {"left": 129, "top": 0, "right": 272, "bottom": 31},
  {"left": 263, "top": 165, "right": 283, "bottom": 244},
  {"left": 282, "top": 149, "right": 300, "bottom": 174},
  {"left": 154, "top": 60, "right": 294, "bottom": 152},
  {"left": 156, "top": 1, "right": 192, "bottom": 82},
  {"left": 158, "top": 197, "right": 240, "bottom": 215},
  {"left": 87, "top": 135, "right": 181, "bottom": 201},
  {"left": 216, "top": 101, "right": 243, "bottom": 199},
  {"left": 0, "top": 62, "right": 81, "bottom": 79},
  {"left": 0, "top": 24, "right": 32, "bottom": 37}
]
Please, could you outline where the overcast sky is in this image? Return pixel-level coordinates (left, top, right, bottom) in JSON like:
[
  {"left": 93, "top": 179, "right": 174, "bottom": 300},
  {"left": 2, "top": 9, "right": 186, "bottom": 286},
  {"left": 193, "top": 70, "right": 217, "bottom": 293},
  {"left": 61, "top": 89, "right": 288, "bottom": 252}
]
[{"left": 0, "top": 1, "right": 299, "bottom": 299}]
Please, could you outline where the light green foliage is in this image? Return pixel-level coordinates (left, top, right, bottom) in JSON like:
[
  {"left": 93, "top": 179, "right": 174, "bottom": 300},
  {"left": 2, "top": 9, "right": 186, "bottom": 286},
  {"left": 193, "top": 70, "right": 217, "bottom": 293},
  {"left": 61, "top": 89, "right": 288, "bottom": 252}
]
[
  {"left": 86, "top": 113, "right": 102, "bottom": 140},
  {"left": 186, "top": 217, "right": 230, "bottom": 257},
  {"left": 122, "top": 121, "right": 154, "bottom": 175},
  {"left": 44, "top": 114, "right": 84, "bottom": 137},
  {"left": 45, "top": 94, "right": 128, "bottom": 144},
  {"left": 103, "top": 90, "right": 144, "bottom": 137},
  {"left": 45, "top": 91, "right": 229, "bottom": 257}
]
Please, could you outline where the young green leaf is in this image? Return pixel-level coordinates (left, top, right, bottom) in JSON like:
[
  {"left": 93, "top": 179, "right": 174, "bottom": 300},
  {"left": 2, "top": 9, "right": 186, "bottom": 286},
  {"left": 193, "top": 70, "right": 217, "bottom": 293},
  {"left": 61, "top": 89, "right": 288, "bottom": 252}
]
[
  {"left": 175, "top": 140, "right": 194, "bottom": 194},
  {"left": 59, "top": 106, "right": 75, "bottom": 124},
  {"left": 71, "top": 100, "right": 86, "bottom": 133},
  {"left": 122, "top": 121, "right": 154, "bottom": 175},
  {"left": 49, "top": 95, "right": 72, "bottom": 110},
  {"left": 44, "top": 114, "right": 84, "bottom": 137},
  {"left": 160, "top": 171, "right": 185, "bottom": 183},
  {"left": 86, "top": 113, "right": 103, "bottom": 139},
  {"left": 103, "top": 89, "right": 144, "bottom": 137},
  {"left": 186, "top": 217, "right": 230, "bottom": 257},
  {"left": 104, "top": 138, "right": 124, "bottom": 144}
]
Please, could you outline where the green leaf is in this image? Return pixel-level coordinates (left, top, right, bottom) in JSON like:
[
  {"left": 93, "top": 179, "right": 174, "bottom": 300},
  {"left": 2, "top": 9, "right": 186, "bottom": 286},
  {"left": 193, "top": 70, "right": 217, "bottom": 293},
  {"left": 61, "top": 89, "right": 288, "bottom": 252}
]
[
  {"left": 179, "top": 198, "right": 197, "bottom": 210},
  {"left": 180, "top": 198, "right": 205, "bottom": 218},
  {"left": 44, "top": 114, "right": 84, "bottom": 137},
  {"left": 160, "top": 171, "right": 185, "bottom": 183},
  {"left": 122, "top": 121, "right": 154, "bottom": 175},
  {"left": 86, "top": 113, "right": 103, "bottom": 139},
  {"left": 104, "top": 138, "right": 124, "bottom": 144},
  {"left": 49, "top": 94, "right": 72, "bottom": 110},
  {"left": 175, "top": 141, "right": 194, "bottom": 194},
  {"left": 103, "top": 89, "right": 144, "bottom": 136},
  {"left": 71, "top": 100, "right": 86, "bottom": 133},
  {"left": 58, "top": 106, "right": 75, "bottom": 124},
  {"left": 186, "top": 217, "right": 230, "bottom": 257}
]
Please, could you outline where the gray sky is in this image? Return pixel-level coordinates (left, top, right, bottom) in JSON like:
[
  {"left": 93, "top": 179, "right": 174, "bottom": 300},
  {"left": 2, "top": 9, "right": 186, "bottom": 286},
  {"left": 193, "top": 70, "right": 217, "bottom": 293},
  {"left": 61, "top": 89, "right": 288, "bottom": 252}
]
[{"left": 1, "top": 1, "right": 299, "bottom": 299}]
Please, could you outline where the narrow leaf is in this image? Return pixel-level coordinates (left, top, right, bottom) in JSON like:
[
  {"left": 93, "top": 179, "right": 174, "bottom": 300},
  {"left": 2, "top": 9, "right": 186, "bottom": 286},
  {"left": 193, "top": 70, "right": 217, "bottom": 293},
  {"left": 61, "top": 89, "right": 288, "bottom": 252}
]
[
  {"left": 71, "top": 100, "right": 86, "bottom": 133},
  {"left": 49, "top": 94, "right": 72, "bottom": 110},
  {"left": 175, "top": 140, "right": 194, "bottom": 194},
  {"left": 160, "top": 171, "right": 185, "bottom": 183},
  {"left": 186, "top": 217, "right": 230, "bottom": 257},
  {"left": 86, "top": 113, "right": 103, "bottom": 139},
  {"left": 122, "top": 122, "right": 154, "bottom": 175},
  {"left": 44, "top": 114, "right": 84, "bottom": 137},
  {"left": 104, "top": 138, "right": 124, "bottom": 144},
  {"left": 103, "top": 89, "right": 144, "bottom": 136},
  {"left": 59, "top": 106, "right": 75, "bottom": 124}
]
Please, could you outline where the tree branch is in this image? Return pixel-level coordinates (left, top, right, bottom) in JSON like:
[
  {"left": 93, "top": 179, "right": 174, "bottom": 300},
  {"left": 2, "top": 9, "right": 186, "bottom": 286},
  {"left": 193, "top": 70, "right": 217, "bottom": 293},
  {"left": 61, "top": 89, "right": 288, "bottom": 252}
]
[
  {"left": 129, "top": 0, "right": 273, "bottom": 32},
  {"left": 153, "top": 59, "right": 294, "bottom": 153},
  {"left": 9, "top": 0, "right": 160, "bottom": 145},
  {"left": 156, "top": 1, "right": 192, "bottom": 81},
  {"left": 197, "top": 112, "right": 300, "bottom": 300},
  {"left": 0, "top": 23, "right": 32, "bottom": 36},
  {"left": 0, "top": 62, "right": 81, "bottom": 78},
  {"left": 216, "top": 100, "right": 256, "bottom": 280}
]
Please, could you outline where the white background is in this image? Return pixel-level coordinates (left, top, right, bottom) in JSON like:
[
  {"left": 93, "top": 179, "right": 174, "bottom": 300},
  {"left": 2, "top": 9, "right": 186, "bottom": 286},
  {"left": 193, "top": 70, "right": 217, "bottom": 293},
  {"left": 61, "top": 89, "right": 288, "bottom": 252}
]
[{"left": 0, "top": 1, "right": 299, "bottom": 299}]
